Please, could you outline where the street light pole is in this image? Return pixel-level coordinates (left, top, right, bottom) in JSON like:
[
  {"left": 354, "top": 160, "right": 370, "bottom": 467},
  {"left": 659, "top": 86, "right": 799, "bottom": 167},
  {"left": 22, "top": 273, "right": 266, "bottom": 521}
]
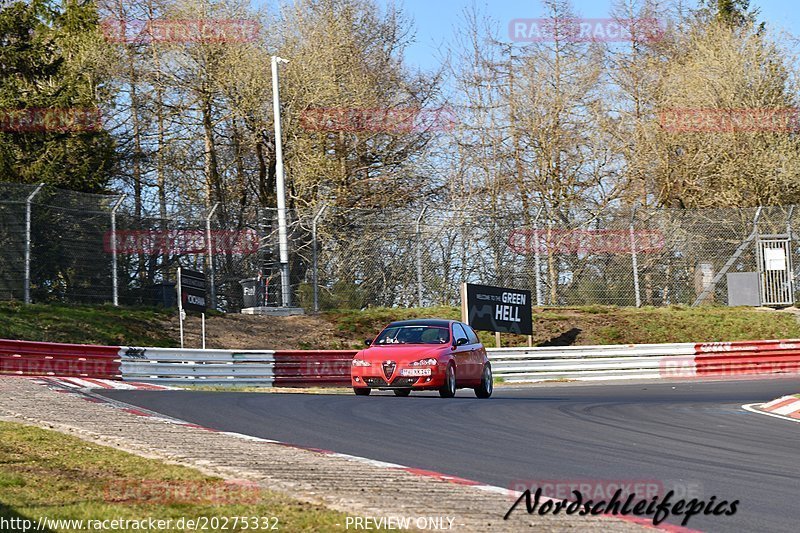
[{"left": 271, "top": 55, "right": 291, "bottom": 307}]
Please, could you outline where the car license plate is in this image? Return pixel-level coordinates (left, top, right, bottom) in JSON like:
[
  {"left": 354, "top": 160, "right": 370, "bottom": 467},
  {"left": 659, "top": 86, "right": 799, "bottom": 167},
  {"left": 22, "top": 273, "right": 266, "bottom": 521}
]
[{"left": 401, "top": 368, "right": 431, "bottom": 377}]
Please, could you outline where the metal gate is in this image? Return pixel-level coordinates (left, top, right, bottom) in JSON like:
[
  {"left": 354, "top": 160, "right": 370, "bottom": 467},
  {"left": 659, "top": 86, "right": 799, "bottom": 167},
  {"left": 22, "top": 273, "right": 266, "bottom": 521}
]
[{"left": 757, "top": 236, "right": 795, "bottom": 306}]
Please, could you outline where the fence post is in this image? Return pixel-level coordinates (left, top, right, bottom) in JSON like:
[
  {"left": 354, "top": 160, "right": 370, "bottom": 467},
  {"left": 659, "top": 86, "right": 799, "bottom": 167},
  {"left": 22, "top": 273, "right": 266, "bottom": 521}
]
[
  {"left": 206, "top": 202, "right": 220, "bottom": 310},
  {"left": 312, "top": 202, "right": 328, "bottom": 313},
  {"left": 630, "top": 206, "right": 642, "bottom": 308},
  {"left": 24, "top": 183, "right": 44, "bottom": 304},
  {"left": 416, "top": 206, "right": 427, "bottom": 308},
  {"left": 533, "top": 207, "right": 544, "bottom": 306},
  {"left": 110, "top": 194, "right": 126, "bottom": 306}
]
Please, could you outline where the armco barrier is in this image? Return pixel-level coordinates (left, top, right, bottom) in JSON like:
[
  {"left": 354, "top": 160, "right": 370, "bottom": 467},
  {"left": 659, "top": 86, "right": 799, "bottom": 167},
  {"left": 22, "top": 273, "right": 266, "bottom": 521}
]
[
  {"left": 4, "top": 338, "right": 800, "bottom": 386},
  {"left": 488, "top": 343, "right": 696, "bottom": 383},
  {"left": 119, "top": 347, "right": 276, "bottom": 385},
  {"left": 0, "top": 339, "right": 121, "bottom": 379},
  {"left": 272, "top": 350, "right": 356, "bottom": 386},
  {"left": 490, "top": 339, "right": 800, "bottom": 382}
]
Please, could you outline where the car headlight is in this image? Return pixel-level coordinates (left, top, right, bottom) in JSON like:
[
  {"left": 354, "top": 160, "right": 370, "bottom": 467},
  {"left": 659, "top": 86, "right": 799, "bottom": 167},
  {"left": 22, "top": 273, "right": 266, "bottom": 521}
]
[
  {"left": 351, "top": 359, "right": 371, "bottom": 367},
  {"left": 410, "top": 358, "right": 438, "bottom": 366}
]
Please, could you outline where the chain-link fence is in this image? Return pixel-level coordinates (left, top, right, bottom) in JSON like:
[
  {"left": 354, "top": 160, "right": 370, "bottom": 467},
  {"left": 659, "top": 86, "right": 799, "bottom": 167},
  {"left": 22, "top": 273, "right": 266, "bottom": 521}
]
[
  {"left": 0, "top": 183, "right": 275, "bottom": 309},
  {"left": 304, "top": 204, "right": 799, "bottom": 310},
  {"left": 2, "top": 182, "right": 798, "bottom": 311}
]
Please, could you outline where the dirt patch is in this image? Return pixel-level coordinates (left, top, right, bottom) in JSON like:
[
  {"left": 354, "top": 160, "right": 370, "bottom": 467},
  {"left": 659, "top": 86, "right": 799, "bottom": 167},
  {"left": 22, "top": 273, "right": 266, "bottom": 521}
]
[
  {"left": 163, "top": 313, "right": 354, "bottom": 350},
  {"left": 152, "top": 305, "right": 800, "bottom": 350},
  {"left": 160, "top": 308, "right": 625, "bottom": 350}
]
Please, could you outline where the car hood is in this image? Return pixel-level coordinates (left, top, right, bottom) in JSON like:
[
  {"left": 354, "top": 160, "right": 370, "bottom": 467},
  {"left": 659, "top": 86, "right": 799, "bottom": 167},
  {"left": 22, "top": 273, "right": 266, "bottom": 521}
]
[{"left": 358, "top": 345, "right": 450, "bottom": 363}]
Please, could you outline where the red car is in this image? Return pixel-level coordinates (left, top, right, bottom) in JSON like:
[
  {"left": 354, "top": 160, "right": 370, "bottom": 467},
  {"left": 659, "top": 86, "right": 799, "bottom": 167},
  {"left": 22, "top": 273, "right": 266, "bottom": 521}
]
[{"left": 350, "top": 319, "right": 493, "bottom": 398}]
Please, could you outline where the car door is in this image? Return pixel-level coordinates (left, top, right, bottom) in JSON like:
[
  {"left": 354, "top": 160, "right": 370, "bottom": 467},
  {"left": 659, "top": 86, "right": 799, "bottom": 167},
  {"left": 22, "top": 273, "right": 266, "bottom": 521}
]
[
  {"left": 464, "top": 323, "right": 484, "bottom": 380},
  {"left": 451, "top": 323, "right": 473, "bottom": 381}
]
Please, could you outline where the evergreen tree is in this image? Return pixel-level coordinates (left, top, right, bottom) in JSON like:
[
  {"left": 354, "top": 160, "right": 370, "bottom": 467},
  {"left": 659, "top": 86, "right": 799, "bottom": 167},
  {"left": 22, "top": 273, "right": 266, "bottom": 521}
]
[{"left": 0, "top": 0, "right": 115, "bottom": 192}]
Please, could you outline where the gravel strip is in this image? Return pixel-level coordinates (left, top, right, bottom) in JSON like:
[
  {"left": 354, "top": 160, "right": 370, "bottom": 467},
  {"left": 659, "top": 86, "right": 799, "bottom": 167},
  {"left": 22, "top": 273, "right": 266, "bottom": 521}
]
[{"left": 0, "top": 377, "right": 649, "bottom": 532}]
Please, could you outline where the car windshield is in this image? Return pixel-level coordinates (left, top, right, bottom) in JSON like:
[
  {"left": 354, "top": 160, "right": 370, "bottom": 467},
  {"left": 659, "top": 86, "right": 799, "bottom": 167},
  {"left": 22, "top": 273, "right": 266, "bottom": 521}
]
[{"left": 374, "top": 325, "right": 450, "bottom": 345}]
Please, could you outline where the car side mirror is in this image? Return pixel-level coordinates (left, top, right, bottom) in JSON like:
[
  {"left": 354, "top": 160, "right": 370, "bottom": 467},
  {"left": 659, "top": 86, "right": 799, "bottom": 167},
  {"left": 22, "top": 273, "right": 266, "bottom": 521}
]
[
  {"left": 364, "top": 339, "right": 372, "bottom": 346},
  {"left": 456, "top": 337, "right": 469, "bottom": 346}
]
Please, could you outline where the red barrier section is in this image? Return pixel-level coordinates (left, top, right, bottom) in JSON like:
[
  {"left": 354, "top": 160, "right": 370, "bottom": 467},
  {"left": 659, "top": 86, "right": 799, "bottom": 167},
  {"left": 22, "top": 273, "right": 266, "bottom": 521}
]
[
  {"left": 272, "top": 350, "right": 357, "bottom": 387},
  {"left": 694, "top": 340, "right": 800, "bottom": 353},
  {"left": 693, "top": 340, "right": 800, "bottom": 377},
  {"left": 0, "top": 339, "right": 121, "bottom": 379}
]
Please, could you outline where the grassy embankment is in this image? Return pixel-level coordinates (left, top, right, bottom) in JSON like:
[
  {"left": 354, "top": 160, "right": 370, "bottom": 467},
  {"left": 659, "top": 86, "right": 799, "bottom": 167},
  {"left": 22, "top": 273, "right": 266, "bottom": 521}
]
[
  {"left": 0, "top": 302, "right": 176, "bottom": 346},
  {"left": 2, "top": 301, "right": 799, "bottom": 348},
  {"left": 324, "top": 305, "right": 800, "bottom": 348},
  {"left": 0, "top": 422, "right": 367, "bottom": 532}
]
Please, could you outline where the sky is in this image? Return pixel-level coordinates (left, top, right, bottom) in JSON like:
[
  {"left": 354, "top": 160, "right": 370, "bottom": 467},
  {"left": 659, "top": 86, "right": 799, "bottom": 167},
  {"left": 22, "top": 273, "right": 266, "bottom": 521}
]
[{"left": 371, "top": 0, "right": 800, "bottom": 71}]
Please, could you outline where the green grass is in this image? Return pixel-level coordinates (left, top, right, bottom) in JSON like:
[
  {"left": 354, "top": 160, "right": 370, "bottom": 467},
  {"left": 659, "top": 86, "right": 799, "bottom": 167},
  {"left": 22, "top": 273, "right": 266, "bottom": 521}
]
[
  {"left": 0, "top": 422, "right": 368, "bottom": 532},
  {"left": 0, "top": 302, "right": 177, "bottom": 346},
  {"left": 3, "top": 301, "right": 799, "bottom": 350},
  {"left": 591, "top": 305, "right": 800, "bottom": 344},
  {"left": 323, "top": 305, "right": 800, "bottom": 347}
]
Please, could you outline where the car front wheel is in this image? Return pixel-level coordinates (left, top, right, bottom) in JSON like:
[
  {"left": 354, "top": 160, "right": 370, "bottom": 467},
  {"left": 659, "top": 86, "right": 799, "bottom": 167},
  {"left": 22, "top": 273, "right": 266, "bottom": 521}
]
[
  {"left": 474, "top": 364, "right": 493, "bottom": 398},
  {"left": 439, "top": 364, "right": 456, "bottom": 398},
  {"left": 354, "top": 387, "right": 371, "bottom": 396}
]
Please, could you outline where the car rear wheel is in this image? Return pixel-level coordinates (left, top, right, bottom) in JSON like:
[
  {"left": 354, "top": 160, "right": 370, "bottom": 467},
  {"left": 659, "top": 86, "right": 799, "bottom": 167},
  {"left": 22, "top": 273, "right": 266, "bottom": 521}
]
[
  {"left": 474, "top": 364, "right": 493, "bottom": 399},
  {"left": 353, "top": 387, "right": 371, "bottom": 396},
  {"left": 439, "top": 364, "right": 456, "bottom": 398},
  {"left": 394, "top": 388, "right": 411, "bottom": 397}
]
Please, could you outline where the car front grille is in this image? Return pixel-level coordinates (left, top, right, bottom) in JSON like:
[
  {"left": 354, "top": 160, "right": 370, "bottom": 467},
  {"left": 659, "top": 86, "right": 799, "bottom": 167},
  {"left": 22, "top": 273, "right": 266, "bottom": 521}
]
[
  {"left": 382, "top": 361, "right": 396, "bottom": 380},
  {"left": 364, "top": 376, "right": 420, "bottom": 388},
  {"left": 391, "top": 377, "right": 418, "bottom": 387}
]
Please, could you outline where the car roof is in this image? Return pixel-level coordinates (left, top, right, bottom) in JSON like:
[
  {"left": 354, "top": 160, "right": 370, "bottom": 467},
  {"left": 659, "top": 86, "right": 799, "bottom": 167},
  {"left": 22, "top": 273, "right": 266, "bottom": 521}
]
[{"left": 386, "top": 319, "right": 456, "bottom": 328}]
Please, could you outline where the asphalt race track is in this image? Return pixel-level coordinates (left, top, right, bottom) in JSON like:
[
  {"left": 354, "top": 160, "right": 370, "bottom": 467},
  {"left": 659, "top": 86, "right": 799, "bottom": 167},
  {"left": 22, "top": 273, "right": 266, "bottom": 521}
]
[{"left": 99, "top": 378, "right": 800, "bottom": 533}]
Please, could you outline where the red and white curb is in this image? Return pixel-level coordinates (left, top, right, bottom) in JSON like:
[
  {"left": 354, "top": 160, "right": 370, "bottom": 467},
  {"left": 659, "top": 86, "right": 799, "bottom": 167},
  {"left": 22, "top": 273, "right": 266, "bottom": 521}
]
[
  {"left": 25, "top": 378, "right": 697, "bottom": 532},
  {"left": 31, "top": 376, "right": 176, "bottom": 391},
  {"left": 743, "top": 394, "right": 800, "bottom": 423}
]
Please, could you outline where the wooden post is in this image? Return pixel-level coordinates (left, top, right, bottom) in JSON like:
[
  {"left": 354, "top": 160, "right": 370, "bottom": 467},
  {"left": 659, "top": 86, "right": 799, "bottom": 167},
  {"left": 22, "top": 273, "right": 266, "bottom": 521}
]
[{"left": 495, "top": 331, "right": 501, "bottom": 348}]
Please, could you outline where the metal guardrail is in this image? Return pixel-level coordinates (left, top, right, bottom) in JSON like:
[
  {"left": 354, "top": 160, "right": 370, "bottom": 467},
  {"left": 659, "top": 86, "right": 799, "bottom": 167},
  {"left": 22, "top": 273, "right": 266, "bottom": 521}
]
[
  {"left": 487, "top": 344, "right": 696, "bottom": 382},
  {"left": 3, "top": 339, "right": 800, "bottom": 386},
  {"left": 119, "top": 347, "right": 276, "bottom": 385},
  {"left": 118, "top": 348, "right": 359, "bottom": 386}
]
